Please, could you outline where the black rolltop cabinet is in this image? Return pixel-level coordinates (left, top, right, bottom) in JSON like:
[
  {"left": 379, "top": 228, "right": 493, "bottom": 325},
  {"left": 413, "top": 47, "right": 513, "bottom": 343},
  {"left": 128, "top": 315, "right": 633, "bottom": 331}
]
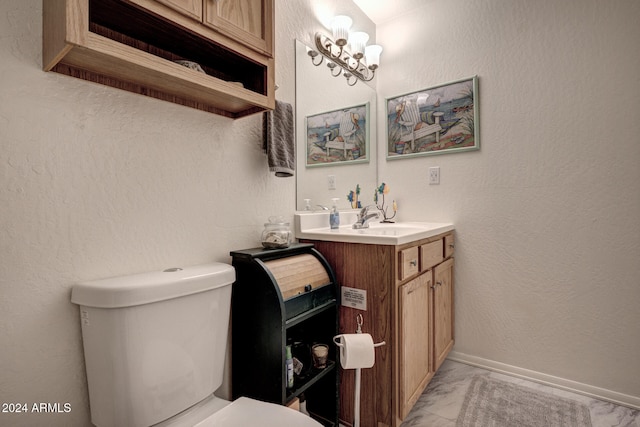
[{"left": 230, "top": 244, "right": 339, "bottom": 426}]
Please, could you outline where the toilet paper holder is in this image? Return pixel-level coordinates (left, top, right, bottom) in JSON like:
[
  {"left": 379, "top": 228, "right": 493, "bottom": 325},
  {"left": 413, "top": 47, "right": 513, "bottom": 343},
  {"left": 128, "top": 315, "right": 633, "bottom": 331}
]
[
  {"left": 332, "top": 314, "right": 385, "bottom": 427},
  {"left": 332, "top": 335, "right": 386, "bottom": 349},
  {"left": 332, "top": 313, "right": 386, "bottom": 348}
]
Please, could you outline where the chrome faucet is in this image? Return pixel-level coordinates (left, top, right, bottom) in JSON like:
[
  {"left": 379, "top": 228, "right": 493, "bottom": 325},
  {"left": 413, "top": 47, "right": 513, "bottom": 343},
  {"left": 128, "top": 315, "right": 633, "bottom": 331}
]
[{"left": 352, "top": 205, "right": 380, "bottom": 229}]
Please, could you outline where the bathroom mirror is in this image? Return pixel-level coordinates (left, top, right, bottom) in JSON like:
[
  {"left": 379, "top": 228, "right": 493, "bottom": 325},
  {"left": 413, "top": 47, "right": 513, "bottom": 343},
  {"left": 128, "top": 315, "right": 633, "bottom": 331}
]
[{"left": 295, "top": 39, "right": 377, "bottom": 210}]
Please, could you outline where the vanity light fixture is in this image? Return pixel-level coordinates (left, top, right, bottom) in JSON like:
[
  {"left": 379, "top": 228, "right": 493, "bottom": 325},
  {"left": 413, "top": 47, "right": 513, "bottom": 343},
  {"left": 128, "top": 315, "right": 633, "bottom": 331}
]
[{"left": 308, "top": 15, "right": 382, "bottom": 86}]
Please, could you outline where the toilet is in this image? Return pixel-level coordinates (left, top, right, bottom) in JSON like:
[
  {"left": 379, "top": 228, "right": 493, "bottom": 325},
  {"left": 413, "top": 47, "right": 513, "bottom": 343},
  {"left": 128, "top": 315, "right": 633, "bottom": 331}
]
[{"left": 71, "top": 263, "right": 321, "bottom": 427}]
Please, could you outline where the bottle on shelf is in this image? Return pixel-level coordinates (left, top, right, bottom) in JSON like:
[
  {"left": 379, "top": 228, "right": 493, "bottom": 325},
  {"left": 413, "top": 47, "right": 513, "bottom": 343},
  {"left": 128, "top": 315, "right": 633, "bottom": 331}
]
[{"left": 285, "top": 344, "right": 294, "bottom": 389}]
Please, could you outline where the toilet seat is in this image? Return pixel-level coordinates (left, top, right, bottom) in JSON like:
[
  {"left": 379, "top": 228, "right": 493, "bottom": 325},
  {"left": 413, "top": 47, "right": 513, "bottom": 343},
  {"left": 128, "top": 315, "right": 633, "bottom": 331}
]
[
  {"left": 197, "top": 397, "right": 322, "bottom": 427},
  {"left": 155, "top": 394, "right": 321, "bottom": 427},
  {"left": 154, "top": 394, "right": 229, "bottom": 427}
]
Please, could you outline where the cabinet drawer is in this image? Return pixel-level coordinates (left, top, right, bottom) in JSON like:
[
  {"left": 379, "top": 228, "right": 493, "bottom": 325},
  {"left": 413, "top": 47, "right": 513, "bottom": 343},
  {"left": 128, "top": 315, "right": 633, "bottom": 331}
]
[
  {"left": 399, "top": 246, "right": 419, "bottom": 281},
  {"left": 444, "top": 234, "right": 455, "bottom": 258},
  {"left": 421, "top": 240, "right": 444, "bottom": 270}
]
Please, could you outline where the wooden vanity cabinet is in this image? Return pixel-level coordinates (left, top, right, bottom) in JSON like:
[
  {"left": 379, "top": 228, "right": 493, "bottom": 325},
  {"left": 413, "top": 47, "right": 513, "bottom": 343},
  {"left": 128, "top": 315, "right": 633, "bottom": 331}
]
[
  {"left": 302, "top": 231, "right": 455, "bottom": 427},
  {"left": 43, "top": 0, "right": 275, "bottom": 118}
]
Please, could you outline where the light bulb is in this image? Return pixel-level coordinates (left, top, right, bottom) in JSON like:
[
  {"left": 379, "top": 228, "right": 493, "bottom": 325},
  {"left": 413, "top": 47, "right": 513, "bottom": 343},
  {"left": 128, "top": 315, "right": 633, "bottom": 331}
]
[
  {"left": 349, "top": 32, "right": 369, "bottom": 60},
  {"left": 331, "top": 15, "right": 352, "bottom": 47},
  {"left": 365, "top": 44, "right": 383, "bottom": 69}
]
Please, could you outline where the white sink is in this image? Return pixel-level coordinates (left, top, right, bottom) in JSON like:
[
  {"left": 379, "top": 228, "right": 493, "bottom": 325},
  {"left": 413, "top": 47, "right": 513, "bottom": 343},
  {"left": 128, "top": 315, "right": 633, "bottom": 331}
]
[{"left": 294, "top": 211, "right": 454, "bottom": 245}]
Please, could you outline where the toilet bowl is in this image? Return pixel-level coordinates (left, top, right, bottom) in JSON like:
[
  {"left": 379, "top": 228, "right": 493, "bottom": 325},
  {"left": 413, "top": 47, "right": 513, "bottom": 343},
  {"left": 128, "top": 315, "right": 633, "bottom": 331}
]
[
  {"left": 156, "top": 394, "right": 320, "bottom": 427},
  {"left": 71, "top": 263, "right": 321, "bottom": 427}
]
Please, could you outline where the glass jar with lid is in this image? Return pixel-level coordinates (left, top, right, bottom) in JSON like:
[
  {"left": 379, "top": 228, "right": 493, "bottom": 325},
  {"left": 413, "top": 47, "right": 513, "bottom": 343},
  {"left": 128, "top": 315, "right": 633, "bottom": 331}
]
[{"left": 261, "top": 216, "right": 292, "bottom": 249}]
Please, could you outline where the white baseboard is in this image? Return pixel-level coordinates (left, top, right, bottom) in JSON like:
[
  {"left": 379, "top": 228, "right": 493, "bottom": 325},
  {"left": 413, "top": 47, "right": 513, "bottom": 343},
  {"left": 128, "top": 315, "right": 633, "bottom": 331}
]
[{"left": 448, "top": 351, "right": 640, "bottom": 410}]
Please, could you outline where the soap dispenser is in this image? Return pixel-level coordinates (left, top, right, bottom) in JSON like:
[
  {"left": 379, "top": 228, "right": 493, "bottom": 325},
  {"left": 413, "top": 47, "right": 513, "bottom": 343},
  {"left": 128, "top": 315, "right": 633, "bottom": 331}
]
[{"left": 330, "top": 198, "right": 340, "bottom": 229}]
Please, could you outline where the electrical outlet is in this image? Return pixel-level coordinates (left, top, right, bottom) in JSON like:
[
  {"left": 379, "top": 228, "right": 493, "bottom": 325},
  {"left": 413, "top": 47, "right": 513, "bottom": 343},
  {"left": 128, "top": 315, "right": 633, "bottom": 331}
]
[
  {"left": 429, "top": 167, "right": 440, "bottom": 185},
  {"left": 328, "top": 175, "right": 336, "bottom": 190}
]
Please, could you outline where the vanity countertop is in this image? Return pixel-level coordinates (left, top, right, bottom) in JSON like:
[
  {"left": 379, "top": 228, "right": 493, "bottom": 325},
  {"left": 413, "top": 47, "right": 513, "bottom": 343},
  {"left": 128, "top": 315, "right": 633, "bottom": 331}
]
[{"left": 294, "top": 212, "right": 453, "bottom": 245}]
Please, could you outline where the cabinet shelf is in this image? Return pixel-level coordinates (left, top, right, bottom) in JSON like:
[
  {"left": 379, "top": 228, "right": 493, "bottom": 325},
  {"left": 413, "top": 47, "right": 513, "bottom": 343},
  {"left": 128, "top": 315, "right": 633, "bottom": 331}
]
[
  {"left": 286, "top": 298, "right": 337, "bottom": 328},
  {"left": 286, "top": 360, "right": 336, "bottom": 401}
]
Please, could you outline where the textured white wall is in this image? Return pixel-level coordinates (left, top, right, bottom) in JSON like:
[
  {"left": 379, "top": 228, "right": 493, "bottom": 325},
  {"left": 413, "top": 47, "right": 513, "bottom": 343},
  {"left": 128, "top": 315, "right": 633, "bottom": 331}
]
[
  {"left": 3, "top": 0, "right": 639, "bottom": 425},
  {"left": 376, "top": 0, "right": 640, "bottom": 402},
  {"left": 0, "top": 1, "right": 371, "bottom": 426}
]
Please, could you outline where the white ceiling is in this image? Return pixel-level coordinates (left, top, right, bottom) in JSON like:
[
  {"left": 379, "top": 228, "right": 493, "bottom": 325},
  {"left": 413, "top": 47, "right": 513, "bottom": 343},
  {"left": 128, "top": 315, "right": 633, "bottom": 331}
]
[{"left": 352, "top": 0, "right": 426, "bottom": 24}]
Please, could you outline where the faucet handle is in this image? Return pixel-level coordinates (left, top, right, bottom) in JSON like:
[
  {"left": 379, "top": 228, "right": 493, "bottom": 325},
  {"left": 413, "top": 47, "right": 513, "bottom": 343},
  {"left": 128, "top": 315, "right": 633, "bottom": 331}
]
[{"left": 359, "top": 204, "right": 373, "bottom": 217}]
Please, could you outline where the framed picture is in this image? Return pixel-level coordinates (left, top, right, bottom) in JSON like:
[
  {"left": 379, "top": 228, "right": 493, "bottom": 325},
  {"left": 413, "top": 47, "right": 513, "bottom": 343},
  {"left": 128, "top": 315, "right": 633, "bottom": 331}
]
[
  {"left": 306, "top": 103, "right": 369, "bottom": 167},
  {"left": 386, "top": 76, "right": 479, "bottom": 159}
]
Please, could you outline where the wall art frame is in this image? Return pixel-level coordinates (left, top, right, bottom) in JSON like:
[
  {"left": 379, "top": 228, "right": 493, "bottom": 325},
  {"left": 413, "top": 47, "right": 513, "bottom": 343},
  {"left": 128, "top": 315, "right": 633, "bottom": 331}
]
[
  {"left": 386, "top": 76, "right": 479, "bottom": 159},
  {"left": 305, "top": 103, "right": 370, "bottom": 167}
]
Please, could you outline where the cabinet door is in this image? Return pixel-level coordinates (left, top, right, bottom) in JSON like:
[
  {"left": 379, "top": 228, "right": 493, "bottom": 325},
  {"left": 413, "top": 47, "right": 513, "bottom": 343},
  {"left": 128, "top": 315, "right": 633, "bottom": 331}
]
[
  {"left": 204, "top": 0, "right": 274, "bottom": 56},
  {"left": 128, "top": 0, "right": 203, "bottom": 21},
  {"left": 433, "top": 258, "right": 454, "bottom": 371},
  {"left": 398, "top": 273, "right": 433, "bottom": 420}
]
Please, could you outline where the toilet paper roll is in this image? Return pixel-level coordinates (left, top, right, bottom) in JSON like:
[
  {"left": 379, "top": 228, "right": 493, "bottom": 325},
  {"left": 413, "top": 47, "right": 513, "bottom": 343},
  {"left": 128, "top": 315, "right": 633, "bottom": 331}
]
[{"left": 337, "top": 333, "right": 375, "bottom": 369}]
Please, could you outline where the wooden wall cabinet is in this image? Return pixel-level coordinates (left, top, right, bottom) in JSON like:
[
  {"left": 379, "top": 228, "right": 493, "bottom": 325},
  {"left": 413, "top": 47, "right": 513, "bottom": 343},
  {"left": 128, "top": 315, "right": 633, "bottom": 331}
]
[
  {"left": 147, "top": 0, "right": 203, "bottom": 21},
  {"left": 204, "top": 0, "right": 273, "bottom": 56},
  {"left": 128, "top": 0, "right": 273, "bottom": 55},
  {"left": 43, "top": 0, "right": 275, "bottom": 118},
  {"left": 303, "top": 231, "right": 455, "bottom": 427}
]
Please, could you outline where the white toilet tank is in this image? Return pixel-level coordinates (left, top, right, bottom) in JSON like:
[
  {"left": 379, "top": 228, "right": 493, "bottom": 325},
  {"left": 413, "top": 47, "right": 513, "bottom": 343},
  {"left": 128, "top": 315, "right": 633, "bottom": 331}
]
[{"left": 71, "top": 263, "right": 235, "bottom": 427}]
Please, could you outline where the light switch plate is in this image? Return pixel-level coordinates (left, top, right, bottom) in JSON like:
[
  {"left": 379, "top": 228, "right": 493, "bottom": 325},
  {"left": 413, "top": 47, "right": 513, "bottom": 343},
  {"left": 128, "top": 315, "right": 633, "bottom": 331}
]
[
  {"left": 429, "top": 167, "right": 440, "bottom": 185},
  {"left": 328, "top": 175, "right": 336, "bottom": 190}
]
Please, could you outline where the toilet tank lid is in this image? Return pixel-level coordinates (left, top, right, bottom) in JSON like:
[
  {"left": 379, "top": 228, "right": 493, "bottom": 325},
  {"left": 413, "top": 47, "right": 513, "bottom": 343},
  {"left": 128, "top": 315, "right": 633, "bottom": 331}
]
[{"left": 71, "top": 263, "right": 235, "bottom": 308}]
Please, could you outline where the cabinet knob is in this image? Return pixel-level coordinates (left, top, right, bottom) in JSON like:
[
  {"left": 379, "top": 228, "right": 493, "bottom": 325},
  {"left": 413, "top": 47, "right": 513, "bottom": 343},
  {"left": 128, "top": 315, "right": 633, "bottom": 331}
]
[
  {"left": 410, "top": 260, "right": 417, "bottom": 267},
  {"left": 436, "top": 281, "right": 443, "bottom": 287}
]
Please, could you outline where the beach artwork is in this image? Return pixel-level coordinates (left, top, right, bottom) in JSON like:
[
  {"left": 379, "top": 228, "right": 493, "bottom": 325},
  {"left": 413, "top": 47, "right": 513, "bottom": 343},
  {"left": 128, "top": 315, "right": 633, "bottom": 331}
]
[
  {"left": 386, "top": 76, "right": 479, "bottom": 158},
  {"left": 306, "top": 103, "right": 369, "bottom": 166}
]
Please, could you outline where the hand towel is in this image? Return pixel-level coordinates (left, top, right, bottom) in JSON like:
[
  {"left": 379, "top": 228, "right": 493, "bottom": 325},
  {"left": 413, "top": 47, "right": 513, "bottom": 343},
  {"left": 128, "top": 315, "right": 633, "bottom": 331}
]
[{"left": 263, "top": 100, "right": 295, "bottom": 177}]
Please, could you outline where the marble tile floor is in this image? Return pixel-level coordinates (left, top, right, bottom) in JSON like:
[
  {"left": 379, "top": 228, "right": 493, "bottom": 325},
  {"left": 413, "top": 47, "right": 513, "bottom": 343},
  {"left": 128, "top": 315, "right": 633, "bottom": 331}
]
[{"left": 401, "top": 360, "right": 640, "bottom": 427}]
